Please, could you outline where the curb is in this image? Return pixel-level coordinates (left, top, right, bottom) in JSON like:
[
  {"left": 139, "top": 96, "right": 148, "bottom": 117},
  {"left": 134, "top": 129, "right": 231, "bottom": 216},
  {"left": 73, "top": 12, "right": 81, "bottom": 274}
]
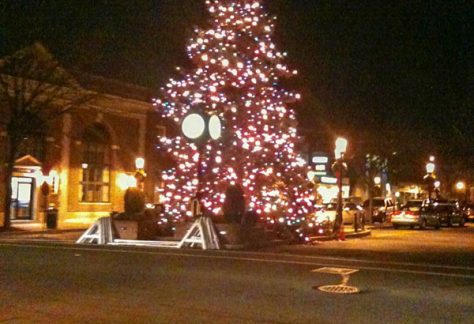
[
  {"left": 224, "top": 239, "right": 290, "bottom": 250},
  {"left": 309, "top": 229, "right": 371, "bottom": 242}
]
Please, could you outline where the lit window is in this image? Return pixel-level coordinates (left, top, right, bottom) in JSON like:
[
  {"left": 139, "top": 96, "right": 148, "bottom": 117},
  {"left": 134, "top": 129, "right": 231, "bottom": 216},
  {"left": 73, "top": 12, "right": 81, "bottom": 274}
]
[{"left": 80, "top": 124, "right": 111, "bottom": 202}]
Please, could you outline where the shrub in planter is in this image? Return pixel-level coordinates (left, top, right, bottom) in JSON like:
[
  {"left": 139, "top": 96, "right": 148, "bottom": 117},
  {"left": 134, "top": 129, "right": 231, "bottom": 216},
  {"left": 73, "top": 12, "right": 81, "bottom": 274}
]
[
  {"left": 112, "top": 188, "right": 156, "bottom": 240},
  {"left": 124, "top": 188, "right": 145, "bottom": 216},
  {"left": 216, "top": 210, "right": 268, "bottom": 248},
  {"left": 222, "top": 184, "right": 245, "bottom": 223},
  {"left": 242, "top": 210, "right": 258, "bottom": 227}
]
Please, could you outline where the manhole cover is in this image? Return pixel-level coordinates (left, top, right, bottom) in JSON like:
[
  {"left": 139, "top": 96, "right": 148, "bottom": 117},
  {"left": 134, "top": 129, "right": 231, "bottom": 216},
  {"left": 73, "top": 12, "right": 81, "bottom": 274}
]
[{"left": 315, "top": 285, "right": 360, "bottom": 294}]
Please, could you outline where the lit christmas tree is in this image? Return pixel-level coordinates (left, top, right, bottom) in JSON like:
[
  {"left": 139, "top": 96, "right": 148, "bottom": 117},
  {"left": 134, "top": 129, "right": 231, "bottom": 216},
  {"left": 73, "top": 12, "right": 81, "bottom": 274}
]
[{"left": 154, "top": 0, "right": 314, "bottom": 222}]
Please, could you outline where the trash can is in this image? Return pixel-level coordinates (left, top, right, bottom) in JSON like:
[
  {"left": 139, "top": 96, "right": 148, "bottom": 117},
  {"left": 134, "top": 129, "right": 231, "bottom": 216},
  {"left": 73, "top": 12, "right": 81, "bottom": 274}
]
[{"left": 46, "top": 208, "right": 58, "bottom": 229}]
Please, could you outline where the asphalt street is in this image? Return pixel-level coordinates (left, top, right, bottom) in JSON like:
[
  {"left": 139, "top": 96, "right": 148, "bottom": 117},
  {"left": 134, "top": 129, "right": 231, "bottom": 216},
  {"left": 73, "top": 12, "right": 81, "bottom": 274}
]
[
  {"left": 1, "top": 225, "right": 473, "bottom": 324},
  {"left": 267, "top": 224, "right": 474, "bottom": 267}
]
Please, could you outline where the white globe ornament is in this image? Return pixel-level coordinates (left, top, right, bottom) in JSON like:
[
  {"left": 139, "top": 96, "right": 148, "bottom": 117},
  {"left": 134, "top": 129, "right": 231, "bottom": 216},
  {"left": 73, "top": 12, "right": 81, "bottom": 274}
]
[
  {"left": 208, "top": 115, "right": 222, "bottom": 140},
  {"left": 181, "top": 113, "right": 206, "bottom": 140}
]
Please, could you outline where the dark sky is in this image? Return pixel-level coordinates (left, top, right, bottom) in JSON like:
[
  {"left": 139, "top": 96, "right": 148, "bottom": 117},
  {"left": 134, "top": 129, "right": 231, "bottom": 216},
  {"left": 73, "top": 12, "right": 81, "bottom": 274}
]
[{"left": 1, "top": 0, "right": 472, "bottom": 176}]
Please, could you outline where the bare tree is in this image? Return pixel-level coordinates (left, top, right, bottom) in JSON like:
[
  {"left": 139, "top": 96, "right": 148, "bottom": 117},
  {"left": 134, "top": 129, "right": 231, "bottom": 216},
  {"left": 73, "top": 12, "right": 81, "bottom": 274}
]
[{"left": 0, "top": 43, "right": 95, "bottom": 230}]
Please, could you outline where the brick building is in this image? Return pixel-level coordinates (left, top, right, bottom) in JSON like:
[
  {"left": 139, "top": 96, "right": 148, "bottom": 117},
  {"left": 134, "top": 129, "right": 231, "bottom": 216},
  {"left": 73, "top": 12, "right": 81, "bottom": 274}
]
[{"left": 0, "top": 43, "right": 165, "bottom": 229}]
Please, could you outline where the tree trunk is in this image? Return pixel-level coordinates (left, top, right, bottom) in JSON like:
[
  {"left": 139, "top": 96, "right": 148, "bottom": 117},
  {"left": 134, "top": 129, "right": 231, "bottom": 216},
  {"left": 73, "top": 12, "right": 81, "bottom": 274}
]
[
  {"left": 2, "top": 136, "right": 17, "bottom": 230},
  {"left": 332, "top": 167, "right": 344, "bottom": 235},
  {"left": 368, "top": 187, "right": 374, "bottom": 224}
]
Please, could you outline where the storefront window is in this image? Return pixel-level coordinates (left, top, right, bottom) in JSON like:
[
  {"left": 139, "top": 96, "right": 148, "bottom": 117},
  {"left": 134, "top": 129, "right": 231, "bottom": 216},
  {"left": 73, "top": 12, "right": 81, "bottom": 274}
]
[{"left": 80, "top": 124, "right": 110, "bottom": 202}]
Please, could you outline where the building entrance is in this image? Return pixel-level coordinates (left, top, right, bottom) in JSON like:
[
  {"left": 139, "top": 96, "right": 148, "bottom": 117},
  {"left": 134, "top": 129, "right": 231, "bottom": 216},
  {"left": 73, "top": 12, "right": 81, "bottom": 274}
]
[{"left": 10, "top": 176, "right": 35, "bottom": 220}]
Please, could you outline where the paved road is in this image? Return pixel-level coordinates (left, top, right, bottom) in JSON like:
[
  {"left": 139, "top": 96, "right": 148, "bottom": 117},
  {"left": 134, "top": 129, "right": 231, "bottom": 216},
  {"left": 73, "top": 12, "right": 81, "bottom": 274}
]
[
  {"left": 1, "top": 225, "right": 473, "bottom": 324},
  {"left": 268, "top": 223, "right": 474, "bottom": 266}
]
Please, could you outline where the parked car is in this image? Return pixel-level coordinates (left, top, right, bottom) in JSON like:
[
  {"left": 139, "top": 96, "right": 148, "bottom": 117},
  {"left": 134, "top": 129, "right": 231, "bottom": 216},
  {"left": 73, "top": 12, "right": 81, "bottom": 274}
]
[
  {"left": 362, "top": 198, "right": 395, "bottom": 223},
  {"left": 461, "top": 203, "right": 474, "bottom": 222},
  {"left": 297, "top": 207, "right": 334, "bottom": 241},
  {"left": 342, "top": 202, "right": 365, "bottom": 225},
  {"left": 427, "top": 202, "right": 465, "bottom": 227},
  {"left": 391, "top": 200, "right": 440, "bottom": 229},
  {"left": 341, "top": 196, "right": 363, "bottom": 206},
  {"left": 320, "top": 203, "right": 336, "bottom": 222},
  {"left": 319, "top": 202, "right": 365, "bottom": 225}
]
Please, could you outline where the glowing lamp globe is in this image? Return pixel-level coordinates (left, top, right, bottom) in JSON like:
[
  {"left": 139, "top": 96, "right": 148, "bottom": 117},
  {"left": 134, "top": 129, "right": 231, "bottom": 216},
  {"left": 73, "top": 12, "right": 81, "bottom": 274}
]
[
  {"left": 334, "top": 137, "right": 348, "bottom": 159},
  {"left": 135, "top": 157, "right": 145, "bottom": 170},
  {"left": 208, "top": 115, "right": 222, "bottom": 140},
  {"left": 181, "top": 113, "right": 206, "bottom": 140},
  {"left": 456, "top": 181, "right": 465, "bottom": 191},
  {"left": 425, "top": 162, "right": 435, "bottom": 174}
]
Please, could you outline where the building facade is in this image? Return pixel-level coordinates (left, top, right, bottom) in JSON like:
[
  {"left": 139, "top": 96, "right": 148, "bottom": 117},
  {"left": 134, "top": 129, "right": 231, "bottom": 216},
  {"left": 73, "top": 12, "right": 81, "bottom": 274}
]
[{"left": 0, "top": 44, "right": 164, "bottom": 229}]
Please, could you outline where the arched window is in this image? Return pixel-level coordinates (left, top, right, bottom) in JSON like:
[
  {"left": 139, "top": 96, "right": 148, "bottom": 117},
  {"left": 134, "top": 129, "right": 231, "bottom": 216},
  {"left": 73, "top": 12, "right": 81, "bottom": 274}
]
[{"left": 80, "top": 124, "right": 110, "bottom": 202}]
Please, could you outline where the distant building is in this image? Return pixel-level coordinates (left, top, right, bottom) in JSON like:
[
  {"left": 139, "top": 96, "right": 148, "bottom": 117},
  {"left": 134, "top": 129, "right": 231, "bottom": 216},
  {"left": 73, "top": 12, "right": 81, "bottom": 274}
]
[{"left": 0, "top": 43, "right": 165, "bottom": 229}]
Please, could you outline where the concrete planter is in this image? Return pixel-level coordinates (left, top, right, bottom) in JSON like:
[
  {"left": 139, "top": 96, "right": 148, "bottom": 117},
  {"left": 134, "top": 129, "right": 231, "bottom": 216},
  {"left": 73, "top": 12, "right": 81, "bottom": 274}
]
[
  {"left": 216, "top": 223, "right": 269, "bottom": 249},
  {"left": 112, "top": 212, "right": 159, "bottom": 240},
  {"left": 174, "top": 220, "right": 272, "bottom": 249}
]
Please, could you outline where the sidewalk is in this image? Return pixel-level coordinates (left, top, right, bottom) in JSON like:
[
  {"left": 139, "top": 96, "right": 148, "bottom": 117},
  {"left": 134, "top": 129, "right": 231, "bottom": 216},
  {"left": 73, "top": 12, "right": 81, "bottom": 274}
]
[{"left": 0, "top": 226, "right": 85, "bottom": 242}]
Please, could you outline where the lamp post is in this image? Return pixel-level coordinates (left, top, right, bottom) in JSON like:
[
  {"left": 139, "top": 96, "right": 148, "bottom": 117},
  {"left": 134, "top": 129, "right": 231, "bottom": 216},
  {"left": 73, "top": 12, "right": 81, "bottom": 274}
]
[
  {"left": 181, "top": 109, "right": 222, "bottom": 218},
  {"left": 424, "top": 161, "right": 436, "bottom": 202},
  {"left": 373, "top": 176, "right": 382, "bottom": 197},
  {"left": 455, "top": 181, "right": 467, "bottom": 203},
  {"left": 374, "top": 176, "right": 381, "bottom": 186},
  {"left": 135, "top": 157, "right": 146, "bottom": 192},
  {"left": 434, "top": 180, "right": 441, "bottom": 198},
  {"left": 332, "top": 137, "right": 348, "bottom": 237}
]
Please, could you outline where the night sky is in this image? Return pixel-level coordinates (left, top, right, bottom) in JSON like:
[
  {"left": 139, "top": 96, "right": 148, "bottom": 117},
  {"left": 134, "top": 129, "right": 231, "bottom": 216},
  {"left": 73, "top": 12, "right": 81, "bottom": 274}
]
[{"left": 1, "top": 0, "right": 472, "bottom": 178}]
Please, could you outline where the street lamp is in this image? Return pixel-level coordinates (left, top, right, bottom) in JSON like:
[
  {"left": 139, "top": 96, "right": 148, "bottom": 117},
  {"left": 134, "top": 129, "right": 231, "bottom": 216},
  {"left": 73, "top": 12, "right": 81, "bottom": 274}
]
[
  {"left": 332, "top": 137, "right": 348, "bottom": 238},
  {"left": 424, "top": 161, "right": 436, "bottom": 202},
  {"left": 181, "top": 109, "right": 223, "bottom": 217},
  {"left": 135, "top": 157, "right": 146, "bottom": 191},
  {"left": 426, "top": 162, "right": 435, "bottom": 174},
  {"left": 456, "top": 181, "right": 465, "bottom": 191},
  {"left": 455, "top": 181, "right": 468, "bottom": 203},
  {"left": 334, "top": 137, "right": 348, "bottom": 160},
  {"left": 434, "top": 180, "right": 441, "bottom": 198},
  {"left": 372, "top": 175, "right": 382, "bottom": 198},
  {"left": 374, "top": 176, "right": 381, "bottom": 186}
]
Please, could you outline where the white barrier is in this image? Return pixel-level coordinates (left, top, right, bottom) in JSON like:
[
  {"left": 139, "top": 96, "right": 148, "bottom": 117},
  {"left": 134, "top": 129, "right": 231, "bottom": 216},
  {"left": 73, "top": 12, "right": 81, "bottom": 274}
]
[
  {"left": 76, "top": 217, "right": 113, "bottom": 244},
  {"left": 76, "top": 216, "right": 220, "bottom": 250},
  {"left": 178, "top": 216, "right": 220, "bottom": 250}
]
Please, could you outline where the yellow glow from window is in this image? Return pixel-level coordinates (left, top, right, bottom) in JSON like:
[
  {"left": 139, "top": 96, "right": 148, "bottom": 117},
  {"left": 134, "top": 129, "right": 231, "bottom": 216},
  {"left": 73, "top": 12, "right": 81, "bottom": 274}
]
[{"left": 117, "top": 173, "right": 137, "bottom": 190}]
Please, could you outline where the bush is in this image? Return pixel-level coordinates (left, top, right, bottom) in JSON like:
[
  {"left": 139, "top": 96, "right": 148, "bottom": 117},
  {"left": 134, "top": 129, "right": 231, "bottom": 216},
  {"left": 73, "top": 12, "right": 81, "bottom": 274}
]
[
  {"left": 124, "top": 188, "right": 145, "bottom": 214},
  {"left": 222, "top": 184, "right": 246, "bottom": 223}
]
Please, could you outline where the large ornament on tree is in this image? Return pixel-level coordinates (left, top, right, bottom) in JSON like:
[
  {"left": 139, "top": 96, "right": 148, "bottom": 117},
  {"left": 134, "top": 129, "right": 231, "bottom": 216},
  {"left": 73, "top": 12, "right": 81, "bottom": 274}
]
[{"left": 154, "top": 0, "right": 314, "bottom": 222}]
